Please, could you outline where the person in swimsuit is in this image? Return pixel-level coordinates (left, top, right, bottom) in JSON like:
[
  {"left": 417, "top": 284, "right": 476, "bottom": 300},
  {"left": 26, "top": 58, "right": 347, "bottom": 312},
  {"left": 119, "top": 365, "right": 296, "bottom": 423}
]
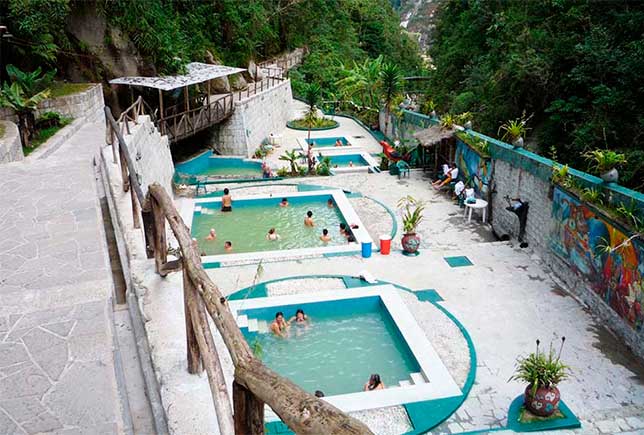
[
  {"left": 288, "top": 309, "right": 309, "bottom": 325},
  {"left": 320, "top": 228, "right": 331, "bottom": 243},
  {"left": 270, "top": 312, "right": 289, "bottom": 337},
  {"left": 205, "top": 228, "right": 217, "bottom": 240},
  {"left": 221, "top": 188, "right": 232, "bottom": 212},
  {"left": 266, "top": 228, "right": 280, "bottom": 241},
  {"left": 224, "top": 241, "right": 233, "bottom": 252},
  {"left": 304, "top": 210, "right": 314, "bottom": 227},
  {"left": 364, "top": 374, "right": 385, "bottom": 391},
  {"left": 280, "top": 198, "right": 289, "bottom": 207},
  {"left": 339, "top": 223, "right": 348, "bottom": 236},
  {"left": 335, "top": 139, "right": 343, "bottom": 147},
  {"left": 327, "top": 198, "right": 334, "bottom": 208}
]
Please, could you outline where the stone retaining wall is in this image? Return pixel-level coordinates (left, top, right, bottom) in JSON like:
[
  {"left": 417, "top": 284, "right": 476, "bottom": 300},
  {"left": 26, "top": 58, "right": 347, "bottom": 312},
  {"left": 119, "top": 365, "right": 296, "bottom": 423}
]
[
  {"left": 0, "top": 83, "right": 104, "bottom": 123},
  {"left": 213, "top": 79, "right": 293, "bottom": 156},
  {"left": 0, "top": 120, "right": 23, "bottom": 163},
  {"left": 122, "top": 115, "right": 174, "bottom": 195}
]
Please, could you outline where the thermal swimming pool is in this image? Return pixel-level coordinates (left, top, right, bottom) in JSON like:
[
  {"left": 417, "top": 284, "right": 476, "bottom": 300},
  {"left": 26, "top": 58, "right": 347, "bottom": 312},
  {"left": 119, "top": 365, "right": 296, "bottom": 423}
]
[
  {"left": 324, "top": 153, "right": 370, "bottom": 168},
  {"left": 174, "top": 151, "right": 263, "bottom": 182},
  {"left": 229, "top": 286, "right": 461, "bottom": 414},
  {"left": 305, "top": 137, "right": 350, "bottom": 147},
  {"left": 183, "top": 190, "right": 372, "bottom": 264}
]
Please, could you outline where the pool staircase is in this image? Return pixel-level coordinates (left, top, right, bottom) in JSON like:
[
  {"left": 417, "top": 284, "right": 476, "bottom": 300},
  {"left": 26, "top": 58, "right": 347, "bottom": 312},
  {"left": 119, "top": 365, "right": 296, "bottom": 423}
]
[{"left": 238, "top": 315, "right": 270, "bottom": 334}]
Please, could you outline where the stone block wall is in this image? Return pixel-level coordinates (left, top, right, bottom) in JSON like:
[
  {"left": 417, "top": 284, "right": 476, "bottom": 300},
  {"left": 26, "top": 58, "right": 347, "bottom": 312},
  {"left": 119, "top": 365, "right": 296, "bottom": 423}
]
[
  {"left": 122, "top": 115, "right": 174, "bottom": 195},
  {"left": 0, "top": 120, "right": 24, "bottom": 163},
  {"left": 0, "top": 84, "right": 104, "bottom": 123},
  {"left": 213, "top": 80, "right": 293, "bottom": 156}
]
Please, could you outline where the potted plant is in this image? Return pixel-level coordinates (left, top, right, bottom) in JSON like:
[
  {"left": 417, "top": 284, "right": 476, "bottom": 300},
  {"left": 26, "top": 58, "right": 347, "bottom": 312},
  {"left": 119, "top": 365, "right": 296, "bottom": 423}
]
[
  {"left": 583, "top": 149, "right": 627, "bottom": 183},
  {"left": 509, "top": 337, "right": 570, "bottom": 417},
  {"left": 397, "top": 196, "right": 425, "bottom": 256},
  {"left": 498, "top": 114, "right": 532, "bottom": 148}
]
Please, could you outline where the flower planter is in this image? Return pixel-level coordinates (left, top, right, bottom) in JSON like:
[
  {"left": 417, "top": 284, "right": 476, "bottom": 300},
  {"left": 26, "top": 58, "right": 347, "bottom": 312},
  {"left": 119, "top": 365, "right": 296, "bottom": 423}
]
[
  {"left": 513, "top": 136, "right": 524, "bottom": 149},
  {"left": 401, "top": 232, "right": 420, "bottom": 256},
  {"left": 600, "top": 168, "right": 618, "bottom": 183},
  {"left": 524, "top": 385, "right": 560, "bottom": 417}
]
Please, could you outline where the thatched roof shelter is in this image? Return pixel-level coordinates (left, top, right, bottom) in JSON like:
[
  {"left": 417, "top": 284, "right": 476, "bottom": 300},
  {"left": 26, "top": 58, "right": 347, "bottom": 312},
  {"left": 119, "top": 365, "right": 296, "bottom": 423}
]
[{"left": 413, "top": 125, "right": 455, "bottom": 147}]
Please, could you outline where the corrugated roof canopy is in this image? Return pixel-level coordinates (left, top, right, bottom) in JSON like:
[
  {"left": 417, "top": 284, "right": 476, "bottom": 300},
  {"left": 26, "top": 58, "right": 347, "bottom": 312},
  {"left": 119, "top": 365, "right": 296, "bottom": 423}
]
[
  {"left": 413, "top": 125, "right": 454, "bottom": 146},
  {"left": 109, "top": 62, "right": 246, "bottom": 91}
]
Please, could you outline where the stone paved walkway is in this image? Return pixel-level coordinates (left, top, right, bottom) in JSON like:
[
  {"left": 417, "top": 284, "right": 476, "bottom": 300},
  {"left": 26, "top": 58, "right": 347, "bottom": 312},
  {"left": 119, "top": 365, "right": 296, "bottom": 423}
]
[{"left": 0, "top": 123, "right": 126, "bottom": 434}]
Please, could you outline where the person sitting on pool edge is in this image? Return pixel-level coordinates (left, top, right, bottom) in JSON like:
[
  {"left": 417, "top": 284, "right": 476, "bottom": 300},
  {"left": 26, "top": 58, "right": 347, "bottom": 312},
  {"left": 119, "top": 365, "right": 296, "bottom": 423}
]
[
  {"left": 364, "top": 374, "right": 385, "bottom": 391},
  {"left": 334, "top": 139, "right": 343, "bottom": 147},
  {"left": 224, "top": 241, "right": 233, "bottom": 252},
  {"left": 304, "top": 210, "right": 314, "bottom": 227},
  {"left": 266, "top": 228, "right": 280, "bottom": 241},
  {"left": 288, "top": 308, "right": 309, "bottom": 325},
  {"left": 279, "top": 197, "right": 289, "bottom": 207},
  {"left": 270, "top": 312, "right": 289, "bottom": 337},
  {"left": 205, "top": 228, "right": 217, "bottom": 240},
  {"left": 320, "top": 228, "right": 331, "bottom": 243},
  {"left": 221, "top": 188, "right": 233, "bottom": 212}
]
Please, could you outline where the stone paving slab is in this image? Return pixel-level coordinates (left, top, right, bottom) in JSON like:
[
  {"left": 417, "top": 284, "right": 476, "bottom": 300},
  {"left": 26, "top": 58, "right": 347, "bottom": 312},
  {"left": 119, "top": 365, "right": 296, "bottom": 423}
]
[{"left": 0, "top": 123, "right": 125, "bottom": 434}]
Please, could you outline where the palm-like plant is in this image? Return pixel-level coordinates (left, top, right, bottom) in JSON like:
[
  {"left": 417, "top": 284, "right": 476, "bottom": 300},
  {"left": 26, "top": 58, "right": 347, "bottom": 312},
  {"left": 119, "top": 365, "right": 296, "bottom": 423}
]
[
  {"left": 0, "top": 82, "right": 51, "bottom": 148},
  {"left": 335, "top": 55, "right": 383, "bottom": 110},
  {"left": 6, "top": 65, "right": 56, "bottom": 95},
  {"left": 397, "top": 196, "right": 425, "bottom": 234},
  {"left": 278, "top": 149, "right": 301, "bottom": 175},
  {"left": 380, "top": 62, "right": 403, "bottom": 137},
  {"left": 303, "top": 82, "right": 321, "bottom": 116}
]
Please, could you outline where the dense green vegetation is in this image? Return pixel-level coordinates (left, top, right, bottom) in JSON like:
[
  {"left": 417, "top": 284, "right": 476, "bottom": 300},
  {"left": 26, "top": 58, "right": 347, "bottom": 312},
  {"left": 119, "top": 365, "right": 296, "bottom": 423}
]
[{"left": 427, "top": 0, "right": 644, "bottom": 191}]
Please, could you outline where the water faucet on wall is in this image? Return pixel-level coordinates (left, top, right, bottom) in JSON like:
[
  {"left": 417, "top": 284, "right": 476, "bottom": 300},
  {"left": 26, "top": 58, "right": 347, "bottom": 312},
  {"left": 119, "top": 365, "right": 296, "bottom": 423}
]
[{"left": 504, "top": 195, "right": 529, "bottom": 248}]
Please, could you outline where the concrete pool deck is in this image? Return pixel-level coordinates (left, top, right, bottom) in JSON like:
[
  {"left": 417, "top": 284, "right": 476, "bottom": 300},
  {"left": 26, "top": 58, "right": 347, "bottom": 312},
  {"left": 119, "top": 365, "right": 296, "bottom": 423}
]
[{"left": 129, "top": 170, "right": 644, "bottom": 434}]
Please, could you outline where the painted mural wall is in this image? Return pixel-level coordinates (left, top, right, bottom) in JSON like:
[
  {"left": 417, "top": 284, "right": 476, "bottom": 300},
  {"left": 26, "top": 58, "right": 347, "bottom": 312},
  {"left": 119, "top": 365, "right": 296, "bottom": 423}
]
[
  {"left": 550, "top": 187, "right": 644, "bottom": 331},
  {"left": 455, "top": 140, "right": 491, "bottom": 197}
]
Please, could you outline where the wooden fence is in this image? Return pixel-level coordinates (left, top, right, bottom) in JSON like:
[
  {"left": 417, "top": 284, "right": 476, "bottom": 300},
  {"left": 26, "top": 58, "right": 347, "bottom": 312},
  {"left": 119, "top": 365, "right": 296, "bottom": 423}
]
[{"left": 104, "top": 106, "right": 372, "bottom": 435}]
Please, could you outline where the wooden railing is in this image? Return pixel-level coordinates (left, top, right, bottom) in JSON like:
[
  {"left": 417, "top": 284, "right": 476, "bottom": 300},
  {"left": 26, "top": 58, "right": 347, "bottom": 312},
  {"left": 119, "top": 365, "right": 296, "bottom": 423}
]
[
  {"left": 104, "top": 105, "right": 372, "bottom": 435},
  {"left": 158, "top": 93, "right": 234, "bottom": 143}
]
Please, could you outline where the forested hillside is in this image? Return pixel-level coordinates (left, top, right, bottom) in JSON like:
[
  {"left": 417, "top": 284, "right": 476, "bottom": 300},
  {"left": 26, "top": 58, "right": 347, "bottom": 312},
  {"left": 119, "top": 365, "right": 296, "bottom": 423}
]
[
  {"left": 427, "top": 0, "right": 644, "bottom": 190},
  {"left": 0, "top": 0, "right": 421, "bottom": 93}
]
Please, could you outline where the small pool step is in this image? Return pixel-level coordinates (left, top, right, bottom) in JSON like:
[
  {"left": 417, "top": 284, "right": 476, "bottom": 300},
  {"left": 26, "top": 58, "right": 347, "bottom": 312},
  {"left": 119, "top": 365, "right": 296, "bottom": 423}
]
[
  {"left": 247, "top": 318, "right": 258, "bottom": 332},
  {"left": 410, "top": 372, "right": 428, "bottom": 385},
  {"left": 237, "top": 315, "right": 249, "bottom": 329},
  {"left": 264, "top": 405, "right": 279, "bottom": 421},
  {"left": 258, "top": 320, "right": 269, "bottom": 334},
  {"left": 399, "top": 380, "right": 412, "bottom": 387}
]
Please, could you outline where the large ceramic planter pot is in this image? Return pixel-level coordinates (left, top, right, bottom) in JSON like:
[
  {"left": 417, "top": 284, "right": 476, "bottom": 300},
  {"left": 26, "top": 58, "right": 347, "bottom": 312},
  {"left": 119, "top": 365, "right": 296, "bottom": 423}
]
[
  {"left": 600, "top": 168, "right": 619, "bottom": 183},
  {"left": 513, "top": 136, "right": 524, "bottom": 149},
  {"left": 401, "top": 232, "right": 420, "bottom": 256},
  {"left": 524, "top": 385, "right": 560, "bottom": 417}
]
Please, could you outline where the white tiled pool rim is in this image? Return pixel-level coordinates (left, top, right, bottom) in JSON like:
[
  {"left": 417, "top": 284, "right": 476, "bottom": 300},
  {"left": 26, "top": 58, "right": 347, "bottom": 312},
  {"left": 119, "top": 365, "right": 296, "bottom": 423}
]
[
  {"left": 228, "top": 285, "right": 462, "bottom": 417},
  {"left": 182, "top": 190, "right": 374, "bottom": 265}
]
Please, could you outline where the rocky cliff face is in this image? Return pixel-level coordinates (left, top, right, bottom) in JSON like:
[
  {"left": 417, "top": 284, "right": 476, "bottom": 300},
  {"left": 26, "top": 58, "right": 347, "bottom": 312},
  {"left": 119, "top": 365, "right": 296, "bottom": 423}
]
[{"left": 397, "top": 0, "right": 441, "bottom": 54}]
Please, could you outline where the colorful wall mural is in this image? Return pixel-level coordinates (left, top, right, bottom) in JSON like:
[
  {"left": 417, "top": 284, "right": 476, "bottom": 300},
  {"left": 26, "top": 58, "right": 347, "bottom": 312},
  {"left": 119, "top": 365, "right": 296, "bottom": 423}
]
[
  {"left": 455, "top": 140, "right": 492, "bottom": 197},
  {"left": 551, "top": 187, "right": 644, "bottom": 331}
]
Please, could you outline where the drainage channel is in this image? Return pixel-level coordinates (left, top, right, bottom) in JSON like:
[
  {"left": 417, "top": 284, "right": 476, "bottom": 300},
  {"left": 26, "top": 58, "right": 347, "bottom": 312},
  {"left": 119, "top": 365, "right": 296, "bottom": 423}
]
[{"left": 95, "top": 161, "right": 157, "bottom": 435}]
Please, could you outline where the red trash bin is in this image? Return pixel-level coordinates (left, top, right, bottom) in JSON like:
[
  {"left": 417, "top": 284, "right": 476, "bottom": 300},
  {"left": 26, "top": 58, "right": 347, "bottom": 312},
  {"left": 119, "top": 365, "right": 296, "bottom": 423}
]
[{"left": 380, "top": 235, "right": 391, "bottom": 255}]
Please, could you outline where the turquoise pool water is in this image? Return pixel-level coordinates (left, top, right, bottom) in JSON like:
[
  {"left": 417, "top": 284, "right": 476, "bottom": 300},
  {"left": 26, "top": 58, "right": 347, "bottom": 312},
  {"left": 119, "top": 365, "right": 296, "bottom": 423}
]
[
  {"left": 175, "top": 151, "right": 263, "bottom": 181},
  {"left": 240, "top": 296, "right": 420, "bottom": 396},
  {"left": 305, "top": 137, "right": 350, "bottom": 147},
  {"left": 324, "top": 154, "right": 369, "bottom": 168},
  {"left": 191, "top": 195, "right": 350, "bottom": 255}
]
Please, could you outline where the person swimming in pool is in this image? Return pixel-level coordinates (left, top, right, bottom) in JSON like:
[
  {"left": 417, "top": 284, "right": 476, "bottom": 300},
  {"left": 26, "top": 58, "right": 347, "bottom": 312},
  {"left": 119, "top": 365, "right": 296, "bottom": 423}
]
[
  {"left": 224, "top": 241, "right": 233, "bottom": 252},
  {"left": 221, "top": 188, "right": 232, "bottom": 212},
  {"left": 339, "top": 223, "right": 348, "bottom": 237},
  {"left": 335, "top": 139, "right": 343, "bottom": 147},
  {"left": 304, "top": 210, "right": 314, "bottom": 227},
  {"left": 364, "top": 374, "right": 385, "bottom": 391},
  {"left": 327, "top": 198, "right": 334, "bottom": 208},
  {"left": 288, "top": 309, "right": 309, "bottom": 325},
  {"left": 205, "top": 228, "right": 217, "bottom": 240},
  {"left": 266, "top": 228, "right": 280, "bottom": 241},
  {"left": 320, "top": 228, "right": 331, "bottom": 243},
  {"left": 270, "top": 312, "right": 289, "bottom": 337},
  {"left": 279, "top": 197, "right": 289, "bottom": 207}
]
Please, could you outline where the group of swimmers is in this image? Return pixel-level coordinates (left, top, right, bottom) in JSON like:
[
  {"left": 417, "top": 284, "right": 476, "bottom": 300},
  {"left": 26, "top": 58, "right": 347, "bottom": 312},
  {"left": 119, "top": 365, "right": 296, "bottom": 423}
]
[{"left": 202, "top": 191, "right": 358, "bottom": 251}]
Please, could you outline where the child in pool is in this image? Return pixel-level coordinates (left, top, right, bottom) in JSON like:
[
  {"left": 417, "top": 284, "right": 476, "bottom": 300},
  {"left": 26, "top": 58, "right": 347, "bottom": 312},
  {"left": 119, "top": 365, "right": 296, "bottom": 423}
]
[
  {"left": 304, "top": 210, "right": 314, "bottom": 227},
  {"left": 319, "top": 228, "right": 331, "bottom": 243},
  {"left": 266, "top": 228, "right": 280, "bottom": 241}
]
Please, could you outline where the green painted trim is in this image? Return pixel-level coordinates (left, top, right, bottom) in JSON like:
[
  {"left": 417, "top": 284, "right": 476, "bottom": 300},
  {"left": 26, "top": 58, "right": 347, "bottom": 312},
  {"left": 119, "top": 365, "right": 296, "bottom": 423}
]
[
  {"left": 322, "top": 250, "right": 360, "bottom": 258},
  {"left": 195, "top": 177, "right": 284, "bottom": 186},
  {"left": 227, "top": 274, "right": 477, "bottom": 435},
  {"left": 203, "top": 262, "right": 221, "bottom": 269},
  {"left": 286, "top": 120, "right": 339, "bottom": 131},
  {"left": 506, "top": 396, "right": 581, "bottom": 432}
]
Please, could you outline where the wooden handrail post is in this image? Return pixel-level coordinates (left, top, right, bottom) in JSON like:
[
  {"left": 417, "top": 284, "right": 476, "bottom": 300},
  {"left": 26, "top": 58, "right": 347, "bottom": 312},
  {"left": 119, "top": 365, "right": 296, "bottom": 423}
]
[
  {"left": 119, "top": 145, "right": 130, "bottom": 193},
  {"left": 151, "top": 197, "right": 168, "bottom": 275},
  {"left": 141, "top": 209, "right": 155, "bottom": 259},
  {"left": 188, "top": 284, "right": 235, "bottom": 435},
  {"left": 130, "top": 180, "right": 141, "bottom": 229},
  {"left": 184, "top": 266, "right": 202, "bottom": 374},
  {"left": 233, "top": 380, "right": 264, "bottom": 435}
]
